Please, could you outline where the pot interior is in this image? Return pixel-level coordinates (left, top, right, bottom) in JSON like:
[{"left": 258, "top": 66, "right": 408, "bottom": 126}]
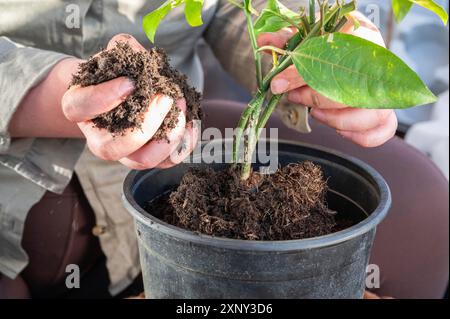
[{"left": 129, "top": 140, "right": 385, "bottom": 232}]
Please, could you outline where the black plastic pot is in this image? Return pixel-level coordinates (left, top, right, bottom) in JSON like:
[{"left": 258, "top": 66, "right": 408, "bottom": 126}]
[{"left": 122, "top": 140, "right": 391, "bottom": 299}]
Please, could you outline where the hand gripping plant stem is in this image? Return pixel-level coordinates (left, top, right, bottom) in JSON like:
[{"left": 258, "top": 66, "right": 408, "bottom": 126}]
[{"left": 143, "top": 0, "right": 447, "bottom": 181}]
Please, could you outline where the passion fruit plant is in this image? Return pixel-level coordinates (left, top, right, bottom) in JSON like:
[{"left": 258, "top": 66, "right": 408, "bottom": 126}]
[{"left": 144, "top": 0, "right": 448, "bottom": 180}]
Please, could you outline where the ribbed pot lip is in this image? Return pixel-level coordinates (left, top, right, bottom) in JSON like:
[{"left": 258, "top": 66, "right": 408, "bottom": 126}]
[{"left": 122, "top": 139, "right": 391, "bottom": 252}]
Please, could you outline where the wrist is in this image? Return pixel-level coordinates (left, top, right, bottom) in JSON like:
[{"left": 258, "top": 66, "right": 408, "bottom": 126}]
[{"left": 10, "top": 57, "right": 85, "bottom": 138}]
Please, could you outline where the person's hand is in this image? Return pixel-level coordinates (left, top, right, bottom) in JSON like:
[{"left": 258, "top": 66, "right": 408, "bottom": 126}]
[
  {"left": 257, "top": 12, "right": 398, "bottom": 147},
  {"left": 62, "top": 34, "right": 198, "bottom": 169}
]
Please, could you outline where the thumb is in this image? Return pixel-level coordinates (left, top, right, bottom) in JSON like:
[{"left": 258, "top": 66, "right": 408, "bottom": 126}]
[{"left": 62, "top": 76, "right": 134, "bottom": 123}]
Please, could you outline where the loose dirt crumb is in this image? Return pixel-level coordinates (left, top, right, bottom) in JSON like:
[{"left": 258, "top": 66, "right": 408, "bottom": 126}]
[
  {"left": 70, "top": 42, "right": 202, "bottom": 140},
  {"left": 147, "top": 162, "right": 339, "bottom": 240}
]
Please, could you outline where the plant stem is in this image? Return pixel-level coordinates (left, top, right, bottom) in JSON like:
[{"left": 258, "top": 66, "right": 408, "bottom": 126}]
[
  {"left": 240, "top": 96, "right": 264, "bottom": 180},
  {"left": 232, "top": 52, "right": 293, "bottom": 166},
  {"left": 271, "top": 50, "right": 279, "bottom": 67},
  {"left": 256, "top": 94, "right": 282, "bottom": 136},
  {"left": 260, "top": 2, "right": 341, "bottom": 90},
  {"left": 232, "top": 1, "right": 263, "bottom": 166},
  {"left": 309, "top": 0, "right": 316, "bottom": 24},
  {"left": 338, "top": 1, "right": 357, "bottom": 20},
  {"left": 242, "top": 93, "right": 282, "bottom": 180},
  {"left": 319, "top": 1, "right": 326, "bottom": 34},
  {"left": 235, "top": 0, "right": 353, "bottom": 181},
  {"left": 261, "top": 56, "right": 292, "bottom": 91},
  {"left": 232, "top": 92, "right": 265, "bottom": 163},
  {"left": 257, "top": 45, "right": 288, "bottom": 55},
  {"left": 332, "top": 16, "right": 348, "bottom": 32},
  {"left": 301, "top": 13, "right": 311, "bottom": 33},
  {"left": 244, "top": 6, "right": 263, "bottom": 88},
  {"left": 227, "top": 0, "right": 243, "bottom": 10}
]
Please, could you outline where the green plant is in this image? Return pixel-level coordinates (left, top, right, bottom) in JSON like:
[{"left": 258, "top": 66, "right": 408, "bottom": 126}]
[
  {"left": 392, "top": 0, "right": 448, "bottom": 23},
  {"left": 143, "top": 0, "right": 448, "bottom": 180}
]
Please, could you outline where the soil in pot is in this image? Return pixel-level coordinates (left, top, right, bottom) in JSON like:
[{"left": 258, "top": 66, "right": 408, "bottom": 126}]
[
  {"left": 70, "top": 42, "right": 202, "bottom": 140},
  {"left": 147, "top": 162, "right": 358, "bottom": 241}
]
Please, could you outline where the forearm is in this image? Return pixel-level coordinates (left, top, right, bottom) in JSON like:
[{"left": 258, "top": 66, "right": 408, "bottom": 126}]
[{"left": 9, "top": 58, "right": 84, "bottom": 138}]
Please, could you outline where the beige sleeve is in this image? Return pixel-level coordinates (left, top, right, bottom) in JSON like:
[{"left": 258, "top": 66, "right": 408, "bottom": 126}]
[{"left": 0, "top": 36, "right": 85, "bottom": 194}]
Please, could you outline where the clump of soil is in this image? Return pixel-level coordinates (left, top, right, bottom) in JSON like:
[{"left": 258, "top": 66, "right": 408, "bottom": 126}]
[
  {"left": 147, "top": 162, "right": 339, "bottom": 241},
  {"left": 71, "top": 42, "right": 202, "bottom": 140}
]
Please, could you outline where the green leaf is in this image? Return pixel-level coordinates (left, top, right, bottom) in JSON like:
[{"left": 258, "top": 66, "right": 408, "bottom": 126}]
[
  {"left": 254, "top": 0, "right": 300, "bottom": 35},
  {"left": 410, "top": 0, "right": 448, "bottom": 25},
  {"left": 184, "top": 0, "right": 204, "bottom": 27},
  {"left": 392, "top": 0, "right": 448, "bottom": 25},
  {"left": 338, "top": 1, "right": 357, "bottom": 19},
  {"left": 290, "top": 33, "right": 437, "bottom": 109},
  {"left": 392, "top": 0, "right": 414, "bottom": 23},
  {"left": 142, "top": 1, "right": 174, "bottom": 43}
]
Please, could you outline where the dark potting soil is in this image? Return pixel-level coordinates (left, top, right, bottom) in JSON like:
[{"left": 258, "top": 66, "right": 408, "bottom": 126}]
[
  {"left": 70, "top": 42, "right": 202, "bottom": 140},
  {"left": 147, "top": 162, "right": 343, "bottom": 241}
]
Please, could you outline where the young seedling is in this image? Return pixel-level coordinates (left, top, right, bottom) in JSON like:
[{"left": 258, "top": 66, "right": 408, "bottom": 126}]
[{"left": 144, "top": 0, "right": 448, "bottom": 180}]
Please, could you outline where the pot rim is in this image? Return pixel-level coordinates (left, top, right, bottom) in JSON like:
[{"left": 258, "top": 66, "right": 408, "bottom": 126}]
[{"left": 122, "top": 139, "right": 391, "bottom": 251}]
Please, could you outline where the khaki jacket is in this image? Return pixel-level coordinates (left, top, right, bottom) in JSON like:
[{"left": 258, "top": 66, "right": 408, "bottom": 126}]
[{"left": 0, "top": 0, "right": 307, "bottom": 294}]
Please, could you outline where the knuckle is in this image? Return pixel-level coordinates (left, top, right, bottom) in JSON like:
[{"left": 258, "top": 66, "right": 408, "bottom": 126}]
[
  {"left": 116, "top": 33, "right": 133, "bottom": 39},
  {"left": 256, "top": 33, "right": 270, "bottom": 46},
  {"left": 110, "top": 33, "right": 133, "bottom": 45},
  {"left": 310, "top": 92, "right": 321, "bottom": 108},
  {"left": 123, "top": 160, "right": 147, "bottom": 170},
  {"left": 87, "top": 144, "right": 107, "bottom": 161},
  {"left": 133, "top": 159, "right": 156, "bottom": 170},
  {"left": 325, "top": 110, "right": 345, "bottom": 129},
  {"left": 334, "top": 116, "right": 346, "bottom": 130},
  {"left": 391, "top": 113, "right": 399, "bottom": 132},
  {"left": 286, "top": 65, "right": 299, "bottom": 78},
  {"left": 386, "top": 124, "right": 398, "bottom": 143},
  {"left": 127, "top": 150, "right": 160, "bottom": 169},
  {"left": 132, "top": 164, "right": 148, "bottom": 170},
  {"left": 141, "top": 156, "right": 160, "bottom": 169},
  {"left": 376, "top": 109, "right": 392, "bottom": 124},
  {"left": 87, "top": 139, "right": 106, "bottom": 160},
  {"left": 88, "top": 139, "right": 118, "bottom": 161},
  {"left": 99, "top": 148, "right": 117, "bottom": 161},
  {"left": 104, "top": 147, "right": 122, "bottom": 161},
  {"left": 287, "top": 90, "right": 300, "bottom": 103},
  {"left": 359, "top": 135, "right": 376, "bottom": 148}
]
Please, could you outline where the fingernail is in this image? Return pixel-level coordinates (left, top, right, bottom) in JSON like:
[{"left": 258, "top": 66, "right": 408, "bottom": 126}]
[
  {"left": 157, "top": 95, "right": 174, "bottom": 107},
  {"left": 118, "top": 79, "right": 134, "bottom": 98},
  {"left": 271, "top": 78, "right": 289, "bottom": 94},
  {"left": 311, "top": 109, "right": 325, "bottom": 121}
]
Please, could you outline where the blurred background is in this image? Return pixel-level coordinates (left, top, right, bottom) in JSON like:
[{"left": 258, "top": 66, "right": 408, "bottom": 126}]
[{"left": 360, "top": 0, "right": 449, "bottom": 180}]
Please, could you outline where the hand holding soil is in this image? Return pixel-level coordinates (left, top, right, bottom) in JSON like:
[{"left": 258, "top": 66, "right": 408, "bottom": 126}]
[
  {"left": 62, "top": 34, "right": 201, "bottom": 170},
  {"left": 259, "top": 11, "right": 398, "bottom": 148}
]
